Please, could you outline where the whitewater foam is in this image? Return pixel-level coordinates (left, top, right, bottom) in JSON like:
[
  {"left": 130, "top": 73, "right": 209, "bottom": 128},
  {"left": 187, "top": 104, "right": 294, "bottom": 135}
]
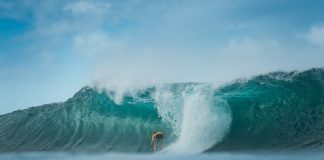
[{"left": 154, "top": 84, "right": 232, "bottom": 154}]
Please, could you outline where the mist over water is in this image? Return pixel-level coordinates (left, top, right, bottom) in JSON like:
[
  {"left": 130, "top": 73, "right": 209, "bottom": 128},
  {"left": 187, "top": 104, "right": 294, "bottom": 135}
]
[{"left": 155, "top": 84, "right": 231, "bottom": 154}]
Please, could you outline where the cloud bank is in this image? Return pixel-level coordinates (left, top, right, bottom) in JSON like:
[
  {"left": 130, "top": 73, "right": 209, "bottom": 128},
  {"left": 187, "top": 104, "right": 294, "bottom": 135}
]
[{"left": 306, "top": 25, "right": 324, "bottom": 48}]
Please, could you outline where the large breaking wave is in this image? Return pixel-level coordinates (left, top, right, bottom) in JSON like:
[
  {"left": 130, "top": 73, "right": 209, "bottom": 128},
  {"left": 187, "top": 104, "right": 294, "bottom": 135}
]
[{"left": 0, "top": 68, "right": 324, "bottom": 153}]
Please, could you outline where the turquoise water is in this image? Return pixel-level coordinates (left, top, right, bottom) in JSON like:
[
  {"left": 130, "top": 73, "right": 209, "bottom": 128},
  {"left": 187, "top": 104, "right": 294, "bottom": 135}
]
[
  {"left": 0, "top": 68, "right": 324, "bottom": 156},
  {"left": 0, "top": 152, "right": 323, "bottom": 160}
]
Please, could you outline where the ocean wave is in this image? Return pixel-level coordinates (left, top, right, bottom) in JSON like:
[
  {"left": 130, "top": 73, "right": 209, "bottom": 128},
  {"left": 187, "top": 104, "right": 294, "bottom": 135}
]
[{"left": 0, "top": 68, "right": 324, "bottom": 153}]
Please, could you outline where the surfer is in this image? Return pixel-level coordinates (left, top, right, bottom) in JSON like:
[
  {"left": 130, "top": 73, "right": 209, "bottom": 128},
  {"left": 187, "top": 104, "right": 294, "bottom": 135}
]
[{"left": 151, "top": 131, "right": 164, "bottom": 152}]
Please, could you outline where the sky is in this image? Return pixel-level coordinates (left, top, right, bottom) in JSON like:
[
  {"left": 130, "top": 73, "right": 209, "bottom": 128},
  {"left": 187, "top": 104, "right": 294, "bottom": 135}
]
[{"left": 1, "top": 0, "right": 324, "bottom": 114}]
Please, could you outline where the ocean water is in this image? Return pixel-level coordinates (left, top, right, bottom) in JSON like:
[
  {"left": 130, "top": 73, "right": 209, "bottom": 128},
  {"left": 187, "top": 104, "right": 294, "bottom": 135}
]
[
  {"left": 0, "top": 68, "right": 324, "bottom": 159},
  {"left": 0, "top": 152, "right": 323, "bottom": 160}
]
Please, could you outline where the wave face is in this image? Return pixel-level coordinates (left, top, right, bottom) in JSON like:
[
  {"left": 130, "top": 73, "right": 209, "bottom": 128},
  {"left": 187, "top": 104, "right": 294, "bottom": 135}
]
[
  {"left": 0, "top": 68, "right": 324, "bottom": 153},
  {"left": 212, "top": 68, "right": 324, "bottom": 151}
]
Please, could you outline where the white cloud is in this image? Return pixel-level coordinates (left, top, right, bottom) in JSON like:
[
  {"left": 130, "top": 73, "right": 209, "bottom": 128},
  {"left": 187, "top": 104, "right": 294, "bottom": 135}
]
[
  {"left": 306, "top": 25, "right": 324, "bottom": 47},
  {"left": 34, "top": 20, "right": 72, "bottom": 36},
  {"left": 73, "top": 32, "right": 124, "bottom": 56},
  {"left": 208, "top": 38, "right": 287, "bottom": 80},
  {"left": 63, "top": 1, "right": 110, "bottom": 15}
]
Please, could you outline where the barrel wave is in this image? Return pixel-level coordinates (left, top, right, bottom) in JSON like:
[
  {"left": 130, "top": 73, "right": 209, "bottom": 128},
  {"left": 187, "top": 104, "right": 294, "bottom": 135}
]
[{"left": 0, "top": 68, "right": 324, "bottom": 153}]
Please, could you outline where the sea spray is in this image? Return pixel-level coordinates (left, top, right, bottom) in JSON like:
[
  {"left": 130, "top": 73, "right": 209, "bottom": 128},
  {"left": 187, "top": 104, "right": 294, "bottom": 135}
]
[{"left": 159, "top": 85, "right": 232, "bottom": 154}]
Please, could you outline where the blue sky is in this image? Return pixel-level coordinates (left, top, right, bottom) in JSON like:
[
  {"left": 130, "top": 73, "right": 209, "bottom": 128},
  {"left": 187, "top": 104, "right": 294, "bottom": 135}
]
[{"left": 1, "top": 0, "right": 324, "bottom": 114}]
